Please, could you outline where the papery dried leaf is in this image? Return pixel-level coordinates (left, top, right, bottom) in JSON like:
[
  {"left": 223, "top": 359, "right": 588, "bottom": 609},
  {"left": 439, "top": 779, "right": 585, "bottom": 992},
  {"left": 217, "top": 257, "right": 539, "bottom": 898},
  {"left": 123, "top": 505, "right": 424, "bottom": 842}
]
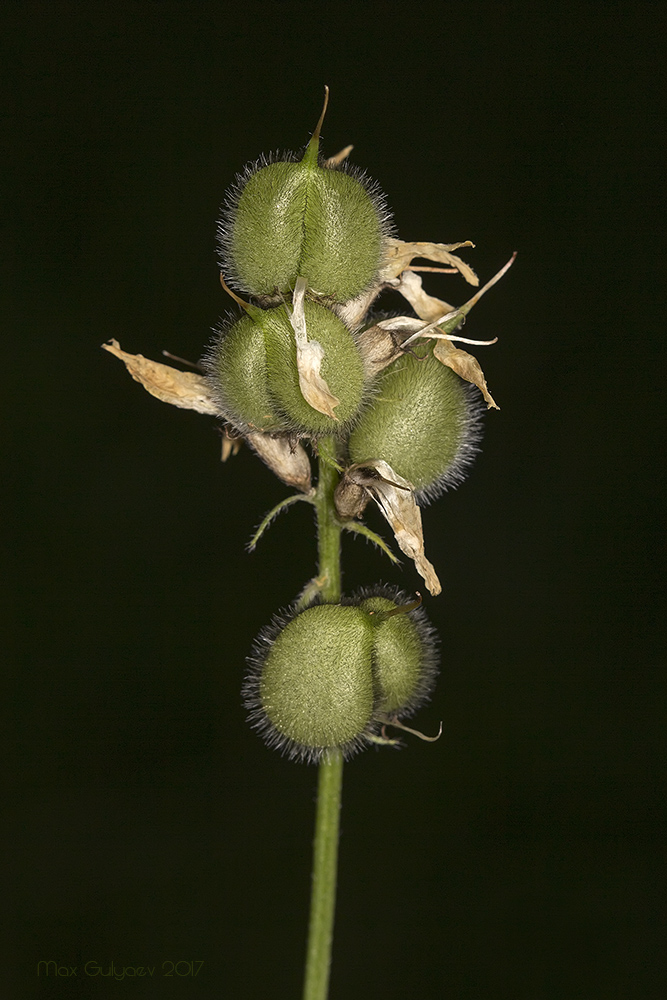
[
  {"left": 246, "top": 432, "right": 312, "bottom": 493},
  {"left": 343, "top": 460, "right": 442, "bottom": 596},
  {"left": 433, "top": 338, "right": 499, "bottom": 410},
  {"left": 381, "top": 239, "right": 479, "bottom": 287},
  {"left": 336, "top": 239, "right": 485, "bottom": 330},
  {"left": 297, "top": 339, "right": 341, "bottom": 419},
  {"left": 102, "top": 339, "right": 220, "bottom": 415},
  {"left": 289, "top": 278, "right": 340, "bottom": 419}
]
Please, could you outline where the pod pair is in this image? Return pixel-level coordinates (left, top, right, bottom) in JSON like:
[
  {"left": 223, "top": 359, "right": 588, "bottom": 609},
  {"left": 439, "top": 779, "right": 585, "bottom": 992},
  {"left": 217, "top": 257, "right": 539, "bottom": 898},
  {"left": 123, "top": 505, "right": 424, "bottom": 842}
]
[
  {"left": 204, "top": 298, "right": 367, "bottom": 436},
  {"left": 244, "top": 587, "right": 438, "bottom": 763},
  {"left": 218, "top": 88, "right": 391, "bottom": 305}
]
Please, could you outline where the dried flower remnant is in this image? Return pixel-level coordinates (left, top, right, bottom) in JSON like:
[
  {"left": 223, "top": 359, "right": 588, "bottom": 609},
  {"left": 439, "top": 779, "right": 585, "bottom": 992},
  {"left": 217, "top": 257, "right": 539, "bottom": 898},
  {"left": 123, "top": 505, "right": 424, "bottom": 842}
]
[
  {"left": 336, "top": 238, "right": 478, "bottom": 330},
  {"left": 288, "top": 277, "right": 341, "bottom": 420},
  {"left": 245, "top": 432, "right": 312, "bottom": 494},
  {"left": 102, "top": 339, "right": 219, "bottom": 415},
  {"left": 335, "top": 461, "right": 442, "bottom": 596},
  {"left": 381, "top": 239, "right": 479, "bottom": 286},
  {"left": 103, "top": 339, "right": 312, "bottom": 492},
  {"left": 396, "top": 254, "right": 516, "bottom": 409}
]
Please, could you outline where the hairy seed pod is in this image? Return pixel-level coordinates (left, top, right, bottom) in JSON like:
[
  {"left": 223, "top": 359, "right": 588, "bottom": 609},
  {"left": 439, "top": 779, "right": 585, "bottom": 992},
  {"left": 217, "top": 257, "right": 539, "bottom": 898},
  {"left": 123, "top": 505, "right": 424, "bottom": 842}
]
[
  {"left": 204, "top": 312, "right": 284, "bottom": 433},
  {"left": 204, "top": 299, "right": 367, "bottom": 435},
  {"left": 347, "top": 344, "right": 483, "bottom": 502},
  {"left": 244, "top": 604, "right": 376, "bottom": 763},
  {"left": 354, "top": 585, "right": 439, "bottom": 719},
  {"left": 218, "top": 93, "right": 391, "bottom": 303}
]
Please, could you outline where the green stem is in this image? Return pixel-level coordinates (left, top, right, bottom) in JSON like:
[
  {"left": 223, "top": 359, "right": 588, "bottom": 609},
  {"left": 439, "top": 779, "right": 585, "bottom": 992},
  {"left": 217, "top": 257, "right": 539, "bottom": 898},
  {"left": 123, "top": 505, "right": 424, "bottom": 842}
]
[
  {"left": 302, "top": 437, "right": 343, "bottom": 1000},
  {"left": 302, "top": 751, "right": 343, "bottom": 1000}
]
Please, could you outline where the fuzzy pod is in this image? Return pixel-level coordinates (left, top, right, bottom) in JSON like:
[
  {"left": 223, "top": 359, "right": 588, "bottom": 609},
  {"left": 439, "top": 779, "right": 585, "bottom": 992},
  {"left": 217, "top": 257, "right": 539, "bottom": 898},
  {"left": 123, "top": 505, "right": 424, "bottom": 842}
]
[
  {"left": 203, "top": 312, "right": 284, "bottom": 433},
  {"left": 354, "top": 585, "right": 439, "bottom": 719},
  {"left": 218, "top": 114, "right": 391, "bottom": 303},
  {"left": 346, "top": 343, "right": 483, "bottom": 502},
  {"left": 244, "top": 603, "right": 376, "bottom": 763},
  {"left": 205, "top": 299, "right": 368, "bottom": 436}
]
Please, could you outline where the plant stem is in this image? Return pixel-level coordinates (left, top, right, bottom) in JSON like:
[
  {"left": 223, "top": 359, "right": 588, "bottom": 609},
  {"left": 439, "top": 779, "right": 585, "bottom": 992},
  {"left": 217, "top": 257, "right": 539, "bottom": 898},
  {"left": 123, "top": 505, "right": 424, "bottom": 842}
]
[
  {"left": 302, "top": 751, "right": 343, "bottom": 1000},
  {"left": 314, "top": 436, "right": 342, "bottom": 604},
  {"left": 302, "top": 437, "right": 343, "bottom": 1000}
]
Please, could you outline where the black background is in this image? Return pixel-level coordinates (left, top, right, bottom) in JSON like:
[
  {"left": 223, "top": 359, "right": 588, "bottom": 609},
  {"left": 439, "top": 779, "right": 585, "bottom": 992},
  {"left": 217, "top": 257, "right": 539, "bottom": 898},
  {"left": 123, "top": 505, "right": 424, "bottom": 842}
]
[{"left": 3, "top": 2, "right": 664, "bottom": 997}]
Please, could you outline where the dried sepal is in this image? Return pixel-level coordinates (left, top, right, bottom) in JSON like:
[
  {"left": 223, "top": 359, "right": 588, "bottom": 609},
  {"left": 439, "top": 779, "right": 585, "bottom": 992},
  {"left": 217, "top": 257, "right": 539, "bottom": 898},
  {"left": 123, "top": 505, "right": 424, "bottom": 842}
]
[
  {"left": 334, "top": 469, "right": 371, "bottom": 520},
  {"left": 356, "top": 322, "right": 407, "bottom": 377},
  {"left": 335, "top": 461, "right": 441, "bottom": 596},
  {"left": 386, "top": 255, "right": 517, "bottom": 409},
  {"left": 334, "top": 283, "right": 386, "bottom": 330},
  {"left": 102, "top": 339, "right": 220, "bottom": 415},
  {"left": 289, "top": 277, "right": 340, "bottom": 419},
  {"left": 102, "top": 338, "right": 315, "bottom": 489},
  {"left": 357, "top": 308, "right": 483, "bottom": 377}
]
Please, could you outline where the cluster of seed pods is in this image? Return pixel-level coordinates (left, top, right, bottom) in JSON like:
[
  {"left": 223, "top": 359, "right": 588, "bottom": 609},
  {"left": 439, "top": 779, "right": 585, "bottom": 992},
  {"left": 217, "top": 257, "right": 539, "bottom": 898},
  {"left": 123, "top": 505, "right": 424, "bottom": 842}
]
[{"left": 206, "top": 90, "right": 493, "bottom": 761}]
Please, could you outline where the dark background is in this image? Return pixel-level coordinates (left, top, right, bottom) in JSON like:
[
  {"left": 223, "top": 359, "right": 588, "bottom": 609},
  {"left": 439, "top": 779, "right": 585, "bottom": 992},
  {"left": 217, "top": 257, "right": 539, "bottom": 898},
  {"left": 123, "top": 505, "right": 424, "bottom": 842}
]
[{"left": 3, "top": 2, "right": 663, "bottom": 997}]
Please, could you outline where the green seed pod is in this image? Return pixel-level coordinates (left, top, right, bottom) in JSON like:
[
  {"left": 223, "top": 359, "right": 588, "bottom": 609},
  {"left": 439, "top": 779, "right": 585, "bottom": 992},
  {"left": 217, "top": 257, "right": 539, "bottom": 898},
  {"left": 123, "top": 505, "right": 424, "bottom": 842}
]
[
  {"left": 347, "top": 343, "right": 483, "bottom": 501},
  {"left": 218, "top": 90, "right": 392, "bottom": 303},
  {"left": 244, "top": 603, "right": 376, "bottom": 763},
  {"left": 205, "top": 298, "right": 367, "bottom": 436}
]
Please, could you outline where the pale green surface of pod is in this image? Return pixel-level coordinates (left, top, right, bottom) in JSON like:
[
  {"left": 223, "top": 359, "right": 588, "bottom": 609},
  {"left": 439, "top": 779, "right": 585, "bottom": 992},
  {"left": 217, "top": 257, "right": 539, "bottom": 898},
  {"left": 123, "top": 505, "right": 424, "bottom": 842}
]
[
  {"left": 245, "top": 604, "right": 376, "bottom": 763},
  {"left": 204, "top": 313, "right": 284, "bottom": 433},
  {"left": 358, "top": 590, "right": 438, "bottom": 718},
  {"left": 347, "top": 345, "right": 483, "bottom": 501},
  {"left": 220, "top": 147, "right": 389, "bottom": 303}
]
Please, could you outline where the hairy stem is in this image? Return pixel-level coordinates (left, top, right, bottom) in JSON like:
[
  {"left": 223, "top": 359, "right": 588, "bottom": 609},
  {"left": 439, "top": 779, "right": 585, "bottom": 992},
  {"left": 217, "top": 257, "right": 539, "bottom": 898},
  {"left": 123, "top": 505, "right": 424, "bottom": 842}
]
[{"left": 302, "top": 437, "right": 343, "bottom": 1000}]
